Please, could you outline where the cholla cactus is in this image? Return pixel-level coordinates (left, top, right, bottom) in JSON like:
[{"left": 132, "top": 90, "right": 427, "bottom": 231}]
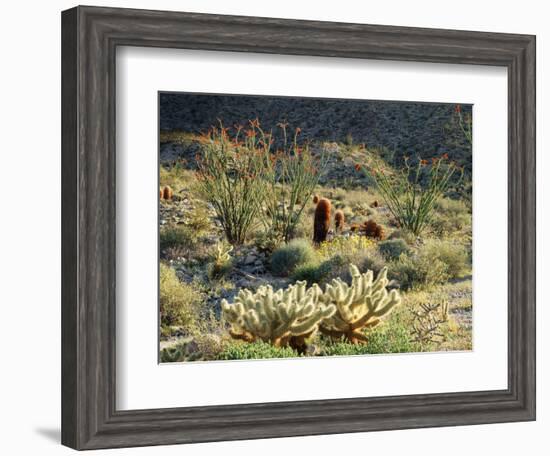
[
  {"left": 214, "top": 242, "right": 233, "bottom": 264},
  {"left": 209, "top": 242, "right": 234, "bottom": 279},
  {"left": 320, "top": 265, "right": 401, "bottom": 343},
  {"left": 411, "top": 300, "right": 449, "bottom": 344},
  {"left": 222, "top": 281, "right": 336, "bottom": 347}
]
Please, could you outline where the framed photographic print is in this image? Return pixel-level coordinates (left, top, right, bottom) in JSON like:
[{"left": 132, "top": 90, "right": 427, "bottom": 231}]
[{"left": 61, "top": 5, "right": 536, "bottom": 450}]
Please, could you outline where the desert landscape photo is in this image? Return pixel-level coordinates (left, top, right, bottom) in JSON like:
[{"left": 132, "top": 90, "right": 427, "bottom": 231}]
[{"left": 158, "top": 93, "right": 473, "bottom": 363}]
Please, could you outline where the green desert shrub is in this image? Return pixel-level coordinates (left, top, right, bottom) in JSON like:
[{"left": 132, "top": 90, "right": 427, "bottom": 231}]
[
  {"left": 159, "top": 337, "right": 203, "bottom": 363},
  {"left": 159, "top": 263, "right": 202, "bottom": 332},
  {"left": 270, "top": 239, "right": 317, "bottom": 276},
  {"left": 159, "top": 164, "right": 193, "bottom": 193},
  {"left": 207, "top": 260, "right": 233, "bottom": 280},
  {"left": 160, "top": 225, "right": 196, "bottom": 251},
  {"left": 291, "top": 261, "right": 326, "bottom": 285},
  {"left": 193, "top": 332, "right": 229, "bottom": 361},
  {"left": 293, "top": 247, "right": 386, "bottom": 287},
  {"left": 389, "top": 253, "right": 448, "bottom": 290},
  {"left": 292, "top": 255, "right": 347, "bottom": 285},
  {"left": 317, "top": 235, "right": 375, "bottom": 260},
  {"left": 330, "top": 250, "right": 385, "bottom": 283},
  {"left": 421, "top": 238, "right": 469, "bottom": 278},
  {"left": 435, "top": 195, "right": 470, "bottom": 216},
  {"left": 314, "top": 235, "right": 386, "bottom": 281},
  {"left": 319, "top": 326, "right": 413, "bottom": 356},
  {"left": 355, "top": 248, "right": 387, "bottom": 278},
  {"left": 378, "top": 238, "right": 410, "bottom": 260},
  {"left": 186, "top": 205, "right": 212, "bottom": 235},
  {"left": 216, "top": 341, "right": 298, "bottom": 360},
  {"left": 294, "top": 244, "right": 387, "bottom": 286},
  {"left": 388, "top": 238, "right": 468, "bottom": 290},
  {"left": 387, "top": 228, "right": 417, "bottom": 244},
  {"left": 430, "top": 198, "right": 471, "bottom": 236}
]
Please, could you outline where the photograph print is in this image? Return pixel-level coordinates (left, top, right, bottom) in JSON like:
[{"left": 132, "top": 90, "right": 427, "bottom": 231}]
[{"left": 158, "top": 92, "right": 473, "bottom": 363}]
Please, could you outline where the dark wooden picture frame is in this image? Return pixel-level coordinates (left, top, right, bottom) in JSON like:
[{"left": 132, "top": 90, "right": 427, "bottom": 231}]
[{"left": 61, "top": 5, "right": 536, "bottom": 450}]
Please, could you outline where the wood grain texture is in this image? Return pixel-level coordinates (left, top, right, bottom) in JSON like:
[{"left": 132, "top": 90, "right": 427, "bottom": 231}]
[{"left": 61, "top": 5, "right": 536, "bottom": 450}]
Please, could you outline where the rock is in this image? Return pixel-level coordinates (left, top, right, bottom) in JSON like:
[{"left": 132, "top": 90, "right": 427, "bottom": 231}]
[
  {"left": 244, "top": 254, "right": 256, "bottom": 265},
  {"left": 236, "top": 279, "right": 255, "bottom": 289},
  {"left": 388, "top": 279, "right": 401, "bottom": 290}
]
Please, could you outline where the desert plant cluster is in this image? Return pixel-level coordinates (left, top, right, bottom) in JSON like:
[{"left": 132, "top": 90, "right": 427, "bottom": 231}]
[{"left": 158, "top": 101, "right": 473, "bottom": 362}]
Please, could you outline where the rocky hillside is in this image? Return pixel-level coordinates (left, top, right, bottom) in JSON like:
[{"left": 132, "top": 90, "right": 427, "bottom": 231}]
[{"left": 160, "top": 92, "right": 472, "bottom": 170}]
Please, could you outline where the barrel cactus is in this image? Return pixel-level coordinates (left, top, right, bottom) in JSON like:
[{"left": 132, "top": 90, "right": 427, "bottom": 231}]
[
  {"left": 313, "top": 197, "right": 331, "bottom": 244},
  {"left": 334, "top": 210, "right": 345, "bottom": 233}
]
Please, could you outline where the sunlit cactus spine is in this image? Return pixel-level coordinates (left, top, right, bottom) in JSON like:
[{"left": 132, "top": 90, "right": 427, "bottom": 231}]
[
  {"left": 320, "top": 265, "right": 401, "bottom": 344},
  {"left": 209, "top": 242, "right": 234, "bottom": 279},
  {"left": 313, "top": 197, "right": 331, "bottom": 244},
  {"left": 221, "top": 281, "right": 336, "bottom": 348}
]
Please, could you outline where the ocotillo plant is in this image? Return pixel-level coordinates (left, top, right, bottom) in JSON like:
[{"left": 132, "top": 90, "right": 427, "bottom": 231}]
[
  {"left": 260, "top": 122, "right": 328, "bottom": 243},
  {"left": 195, "top": 122, "right": 268, "bottom": 245},
  {"left": 319, "top": 265, "right": 401, "bottom": 344},
  {"left": 363, "top": 155, "right": 461, "bottom": 236},
  {"left": 453, "top": 104, "right": 472, "bottom": 145},
  {"left": 313, "top": 197, "right": 331, "bottom": 244}
]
